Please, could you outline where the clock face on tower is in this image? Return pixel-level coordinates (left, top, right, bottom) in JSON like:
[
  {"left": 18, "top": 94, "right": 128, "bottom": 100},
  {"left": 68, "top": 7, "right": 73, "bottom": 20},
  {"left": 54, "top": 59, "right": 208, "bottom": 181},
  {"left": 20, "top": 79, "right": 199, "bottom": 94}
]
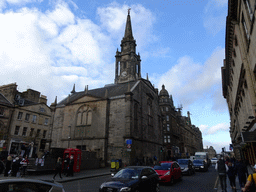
[{"left": 121, "top": 71, "right": 127, "bottom": 77}]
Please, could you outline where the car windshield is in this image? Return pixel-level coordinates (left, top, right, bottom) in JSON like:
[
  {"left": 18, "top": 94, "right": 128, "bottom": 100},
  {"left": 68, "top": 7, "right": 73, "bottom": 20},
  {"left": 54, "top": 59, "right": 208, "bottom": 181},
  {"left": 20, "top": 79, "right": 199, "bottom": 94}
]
[
  {"left": 178, "top": 159, "right": 188, "bottom": 165},
  {"left": 154, "top": 163, "right": 172, "bottom": 170},
  {"left": 113, "top": 168, "right": 141, "bottom": 179},
  {"left": 193, "top": 160, "right": 203, "bottom": 164},
  {"left": 212, "top": 158, "right": 217, "bottom": 160},
  {"left": 195, "top": 155, "right": 206, "bottom": 159}
]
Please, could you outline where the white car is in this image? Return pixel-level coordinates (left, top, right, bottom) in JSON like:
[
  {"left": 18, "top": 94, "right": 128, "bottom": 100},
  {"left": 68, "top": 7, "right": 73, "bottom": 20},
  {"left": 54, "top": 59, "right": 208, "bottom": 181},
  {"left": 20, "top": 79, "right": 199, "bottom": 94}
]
[{"left": 211, "top": 158, "right": 218, "bottom": 164}]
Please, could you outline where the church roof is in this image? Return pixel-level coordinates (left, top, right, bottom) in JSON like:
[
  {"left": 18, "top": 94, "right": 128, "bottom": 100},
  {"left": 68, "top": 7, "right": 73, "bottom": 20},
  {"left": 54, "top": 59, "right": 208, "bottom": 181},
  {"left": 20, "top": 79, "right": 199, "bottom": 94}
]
[
  {"left": 0, "top": 93, "right": 13, "bottom": 107},
  {"left": 57, "top": 81, "right": 138, "bottom": 107}
]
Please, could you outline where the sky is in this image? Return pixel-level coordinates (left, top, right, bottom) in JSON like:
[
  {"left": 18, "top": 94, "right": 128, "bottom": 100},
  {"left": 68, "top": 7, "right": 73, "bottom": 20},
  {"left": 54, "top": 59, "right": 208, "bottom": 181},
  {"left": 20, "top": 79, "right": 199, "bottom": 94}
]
[{"left": 0, "top": 0, "right": 231, "bottom": 154}]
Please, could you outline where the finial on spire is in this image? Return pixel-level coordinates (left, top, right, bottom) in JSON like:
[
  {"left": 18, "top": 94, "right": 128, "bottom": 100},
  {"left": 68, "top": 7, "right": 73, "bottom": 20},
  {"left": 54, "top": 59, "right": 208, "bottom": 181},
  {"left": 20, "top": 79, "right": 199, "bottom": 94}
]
[
  {"left": 71, "top": 84, "right": 76, "bottom": 94},
  {"left": 146, "top": 73, "right": 149, "bottom": 80},
  {"left": 128, "top": 8, "right": 131, "bottom": 15}
]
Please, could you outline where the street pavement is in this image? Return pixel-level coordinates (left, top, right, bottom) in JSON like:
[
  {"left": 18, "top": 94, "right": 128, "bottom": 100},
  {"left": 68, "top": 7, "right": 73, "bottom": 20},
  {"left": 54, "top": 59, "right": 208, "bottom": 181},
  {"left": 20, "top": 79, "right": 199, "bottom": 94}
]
[
  {"left": 216, "top": 165, "right": 254, "bottom": 192},
  {"left": 0, "top": 167, "right": 111, "bottom": 183}
]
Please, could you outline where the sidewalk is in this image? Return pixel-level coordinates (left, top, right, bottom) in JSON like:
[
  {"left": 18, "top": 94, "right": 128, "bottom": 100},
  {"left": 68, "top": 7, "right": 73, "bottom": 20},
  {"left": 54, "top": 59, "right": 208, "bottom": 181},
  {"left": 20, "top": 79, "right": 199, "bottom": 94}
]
[
  {"left": 217, "top": 165, "right": 254, "bottom": 192},
  {"left": 0, "top": 167, "right": 111, "bottom": 183}
]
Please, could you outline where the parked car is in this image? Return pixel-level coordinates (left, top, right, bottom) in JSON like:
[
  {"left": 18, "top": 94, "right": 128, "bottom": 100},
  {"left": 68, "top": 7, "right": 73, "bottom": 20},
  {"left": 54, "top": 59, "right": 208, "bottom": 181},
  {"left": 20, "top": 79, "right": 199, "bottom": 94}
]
[
  {"left": 177, "top": 159, "right": 195, "bottom": 175},
  {"left": 211, "top": 157, "right": 218, "bottom": 164},
  {"left": 99, "top": 166, "right": 160, "bottom": 192},
  {"left": 153, "top": 161, "right": 182, "bottom": 185},
  {"left": 193, "top": 159, "right": 208, "bottom": 172},
  {"left": 0, "top": 179, "right": 65, "bottom": 192}
]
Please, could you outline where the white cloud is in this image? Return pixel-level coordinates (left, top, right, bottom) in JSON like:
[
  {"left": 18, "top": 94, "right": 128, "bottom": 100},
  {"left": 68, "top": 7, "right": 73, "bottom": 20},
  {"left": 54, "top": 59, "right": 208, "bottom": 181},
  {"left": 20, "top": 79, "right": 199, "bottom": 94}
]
[
  {"left": 158, "top": 47, "right": 225, "bottom": 109},
  {"left": 199, "top": 123, "right": 229, "bottom": 135},
  {"left": 0, "top": 2, "right": 157, "bottom": 105}
]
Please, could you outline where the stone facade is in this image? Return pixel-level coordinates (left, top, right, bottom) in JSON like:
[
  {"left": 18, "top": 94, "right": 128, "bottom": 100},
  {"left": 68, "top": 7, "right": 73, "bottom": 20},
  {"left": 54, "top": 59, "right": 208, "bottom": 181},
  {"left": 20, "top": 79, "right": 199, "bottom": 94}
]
[
  {"left": 222, "top": 0, "right": 256, "bottom": 163},
  {"left": 0, "top": 83, "right": 51, "bottom": 157},
  {"left": 51, "top": 13, "right": 162, "bottom": 166}
]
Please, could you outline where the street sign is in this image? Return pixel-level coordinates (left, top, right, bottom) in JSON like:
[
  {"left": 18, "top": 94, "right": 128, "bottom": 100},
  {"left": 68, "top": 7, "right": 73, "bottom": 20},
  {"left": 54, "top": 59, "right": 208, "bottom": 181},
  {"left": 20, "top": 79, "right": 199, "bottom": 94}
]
[
  {"left": 127, "top": 144, "right": 131, "bottom": 149},
  {"left": 126, "top": 139, "right": 132, "bottom": 145}
]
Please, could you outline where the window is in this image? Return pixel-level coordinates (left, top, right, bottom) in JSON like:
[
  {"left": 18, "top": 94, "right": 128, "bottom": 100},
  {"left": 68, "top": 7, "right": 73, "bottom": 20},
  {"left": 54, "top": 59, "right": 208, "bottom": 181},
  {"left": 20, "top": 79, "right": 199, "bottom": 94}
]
[
  {"left": 36, "top": 129, "right": 41, "bottom": 136},
  {"left": 242, "top": 14, "right": 250, "bottom": 40},
  {"left": 22, "top": 127, "right": 27, "bottom": 136},
  {"left": 25, "top": 113, "right": 30, "bottom": 121},
  {"left": 0, "top": 107, "right": 4, "bottom": 116},
  {"left": 167, "top": 135, "right": 171, "bottom": 143},
  {"left": 17, "top": 112, "right": 23, "bottom": 120},
  {"left": 166, "top": 107, "right": 169, "bottom": 111},
  {"left": 29, "top": 128, "right": 34, "bottom": 137},
  {"left": 43, "top": 130, "right": 47, "bottom": 138},
  {"left": 167, "top": 124, "right": 170, "bottom": 131},
  {"left": 32, "top": 115, "right": 37, "bottom": 123},
  {"left": 14, "top": 126, "right": 20, "bottom": 135},
  {"left": 44, "top": 118, "right": 49, "bottom": 125},
  {"left": 164, "top": 136, "right": 167, "bottom": 143},
  {"left": 166, "top": 115, "right": 169, "bottom": 121},
  {"left": 244, "top": 0, "right": 253, "bottom": 20}
]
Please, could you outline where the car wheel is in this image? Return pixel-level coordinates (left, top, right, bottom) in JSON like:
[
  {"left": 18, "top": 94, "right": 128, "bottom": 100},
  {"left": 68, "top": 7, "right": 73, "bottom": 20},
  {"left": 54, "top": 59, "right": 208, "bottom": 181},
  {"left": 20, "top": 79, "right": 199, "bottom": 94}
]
[
  {"left": 155, "top": 183, "right": 160, "bottom": 192},
  {"left": 170, "top": 177, "right": 174, "bottom": 185}
]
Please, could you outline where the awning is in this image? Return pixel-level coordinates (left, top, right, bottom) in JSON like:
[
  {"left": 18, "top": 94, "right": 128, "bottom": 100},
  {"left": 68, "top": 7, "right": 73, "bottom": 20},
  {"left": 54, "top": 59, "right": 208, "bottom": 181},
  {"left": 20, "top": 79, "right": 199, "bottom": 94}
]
[{"left": 241, "top": 132, "right": 256, "bottom": 142}]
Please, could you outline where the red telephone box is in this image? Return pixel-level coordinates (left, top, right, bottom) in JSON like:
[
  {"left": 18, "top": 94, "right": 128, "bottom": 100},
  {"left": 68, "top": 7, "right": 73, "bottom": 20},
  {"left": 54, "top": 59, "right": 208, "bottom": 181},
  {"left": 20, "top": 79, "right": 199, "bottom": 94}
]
[{"left": 63, "top": 148, "right": 81, "bottom": 172}]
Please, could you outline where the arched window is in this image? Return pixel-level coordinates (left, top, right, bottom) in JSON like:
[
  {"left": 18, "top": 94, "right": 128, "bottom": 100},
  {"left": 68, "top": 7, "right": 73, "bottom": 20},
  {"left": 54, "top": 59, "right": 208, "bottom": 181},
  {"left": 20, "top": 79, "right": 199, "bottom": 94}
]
[{"left": 75, "top": 105, "right": 92, "bottom": 138}]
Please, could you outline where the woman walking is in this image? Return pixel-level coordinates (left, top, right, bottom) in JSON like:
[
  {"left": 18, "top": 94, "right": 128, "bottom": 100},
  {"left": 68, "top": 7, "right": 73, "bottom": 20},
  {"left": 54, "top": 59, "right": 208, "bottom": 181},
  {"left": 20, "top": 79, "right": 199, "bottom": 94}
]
[
  {"left": 53, "top": 157, "right": 62, "bottom": 180},
  {"left": 227, "top": 161, "right": 237, "bottom": 190}
]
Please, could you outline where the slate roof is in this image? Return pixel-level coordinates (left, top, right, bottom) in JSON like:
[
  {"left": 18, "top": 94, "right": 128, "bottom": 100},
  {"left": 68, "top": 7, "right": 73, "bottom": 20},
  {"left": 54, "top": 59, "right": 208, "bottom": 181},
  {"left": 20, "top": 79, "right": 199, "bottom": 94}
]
[
  {"left": 57, "top": 81, "right": 139, "bottom": 107},
  {"left": 0, "top": 93, "right": 13, "bottom": 107}
]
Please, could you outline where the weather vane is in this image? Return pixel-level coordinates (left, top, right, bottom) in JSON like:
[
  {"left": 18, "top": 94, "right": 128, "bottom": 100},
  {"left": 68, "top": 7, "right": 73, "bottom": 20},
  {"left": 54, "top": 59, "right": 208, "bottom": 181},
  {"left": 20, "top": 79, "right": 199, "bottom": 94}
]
[{"left": 128, "top": 8, "right": 131, "bottom": 15}]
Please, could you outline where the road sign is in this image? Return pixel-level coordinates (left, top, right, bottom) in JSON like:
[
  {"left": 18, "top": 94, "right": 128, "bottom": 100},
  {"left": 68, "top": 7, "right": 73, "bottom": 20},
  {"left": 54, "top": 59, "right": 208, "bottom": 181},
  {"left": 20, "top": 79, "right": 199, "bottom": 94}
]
[{"left": 127, "top": 144, "right": 131, "bottom": 149}]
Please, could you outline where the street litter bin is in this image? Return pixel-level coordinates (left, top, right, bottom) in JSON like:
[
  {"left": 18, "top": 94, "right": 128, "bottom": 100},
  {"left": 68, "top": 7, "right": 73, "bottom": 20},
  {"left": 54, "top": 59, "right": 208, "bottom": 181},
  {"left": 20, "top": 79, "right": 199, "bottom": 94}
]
[{"left": 111, "top": 159, "right": 119, "bottom": 172}]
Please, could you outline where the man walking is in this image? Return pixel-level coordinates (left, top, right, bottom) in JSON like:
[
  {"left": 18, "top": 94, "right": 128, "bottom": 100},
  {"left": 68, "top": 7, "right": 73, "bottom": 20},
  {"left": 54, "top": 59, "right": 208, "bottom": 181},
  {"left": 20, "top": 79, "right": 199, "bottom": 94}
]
[
  {"left": 235, "top": 159, "right": 248, "bottom": 189},
  {"left": 216, "top": 156, "right": 229, "bottom": 192}
]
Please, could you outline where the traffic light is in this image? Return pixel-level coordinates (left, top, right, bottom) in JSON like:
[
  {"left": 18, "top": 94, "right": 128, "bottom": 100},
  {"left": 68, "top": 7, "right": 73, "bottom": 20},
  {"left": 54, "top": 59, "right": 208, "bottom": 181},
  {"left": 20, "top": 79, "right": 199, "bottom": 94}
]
[{"left": 160, "top": 147, "right": 163, "bottom": 152}]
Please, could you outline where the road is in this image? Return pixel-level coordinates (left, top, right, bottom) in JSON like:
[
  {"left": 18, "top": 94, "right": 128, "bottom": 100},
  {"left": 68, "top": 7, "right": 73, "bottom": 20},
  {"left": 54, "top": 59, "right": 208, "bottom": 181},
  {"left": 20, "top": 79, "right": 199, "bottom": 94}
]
[{"left": 62, "top": 165, "right": 218, "bottom": 192}]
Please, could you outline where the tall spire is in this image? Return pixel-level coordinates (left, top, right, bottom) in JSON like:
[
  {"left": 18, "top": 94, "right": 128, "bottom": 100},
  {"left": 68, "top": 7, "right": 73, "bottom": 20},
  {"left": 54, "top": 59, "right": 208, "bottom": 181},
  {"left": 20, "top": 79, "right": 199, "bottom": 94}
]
[{"left": 123, "top": 8, "right": 134, "bottom": 41}]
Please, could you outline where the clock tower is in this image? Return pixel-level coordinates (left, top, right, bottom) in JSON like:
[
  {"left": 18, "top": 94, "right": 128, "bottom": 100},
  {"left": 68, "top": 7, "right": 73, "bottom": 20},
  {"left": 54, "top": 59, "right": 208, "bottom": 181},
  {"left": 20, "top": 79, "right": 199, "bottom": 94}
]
[{"left": 115, "top": 10, "right": 141, "bottom": 84}]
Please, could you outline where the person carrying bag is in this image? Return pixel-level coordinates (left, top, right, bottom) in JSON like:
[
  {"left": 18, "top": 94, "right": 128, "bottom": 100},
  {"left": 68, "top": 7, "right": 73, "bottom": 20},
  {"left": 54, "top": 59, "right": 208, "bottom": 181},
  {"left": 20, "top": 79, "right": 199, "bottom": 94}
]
[{"left": 242, "top": 165, "right": 256, "bottom": 192}]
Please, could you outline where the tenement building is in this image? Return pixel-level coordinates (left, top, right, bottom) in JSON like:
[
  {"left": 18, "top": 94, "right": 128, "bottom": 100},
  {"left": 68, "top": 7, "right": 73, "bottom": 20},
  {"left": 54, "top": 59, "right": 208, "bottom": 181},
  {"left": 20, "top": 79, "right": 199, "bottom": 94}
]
[
  {"left": 50, "top": 12, "right": 163, "bottom": 166},
  {"left": 222, "top": 0, "right": 256, "bottom": 164}
]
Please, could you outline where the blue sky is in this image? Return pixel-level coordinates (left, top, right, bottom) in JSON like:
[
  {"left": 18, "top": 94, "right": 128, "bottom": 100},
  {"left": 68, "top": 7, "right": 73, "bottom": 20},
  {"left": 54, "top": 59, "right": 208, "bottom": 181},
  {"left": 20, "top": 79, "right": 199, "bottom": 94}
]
[{"left": 0, "top": 0, "right": 230, "bottom": 153}]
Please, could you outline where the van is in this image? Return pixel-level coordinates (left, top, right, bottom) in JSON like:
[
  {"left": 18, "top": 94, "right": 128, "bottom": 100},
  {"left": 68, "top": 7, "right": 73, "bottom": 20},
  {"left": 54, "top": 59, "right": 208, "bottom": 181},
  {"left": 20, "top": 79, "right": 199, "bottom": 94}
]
[{"left": 194, "top": 152, "right": 210, "bottom": 167}]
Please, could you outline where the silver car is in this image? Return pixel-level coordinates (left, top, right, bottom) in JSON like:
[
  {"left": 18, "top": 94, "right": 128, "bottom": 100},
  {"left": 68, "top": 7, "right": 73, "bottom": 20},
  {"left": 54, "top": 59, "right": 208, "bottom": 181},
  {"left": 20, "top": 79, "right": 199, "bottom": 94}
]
[{"left": 0, "top": 179, "right": 65, "bottom": 192}]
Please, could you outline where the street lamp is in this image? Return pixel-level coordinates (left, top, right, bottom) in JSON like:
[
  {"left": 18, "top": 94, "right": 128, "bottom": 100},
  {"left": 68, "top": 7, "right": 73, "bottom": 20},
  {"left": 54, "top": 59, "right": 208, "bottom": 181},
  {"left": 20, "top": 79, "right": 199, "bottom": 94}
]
[{"left": 68, "top": 136, "right": 71, "bottom": 148}]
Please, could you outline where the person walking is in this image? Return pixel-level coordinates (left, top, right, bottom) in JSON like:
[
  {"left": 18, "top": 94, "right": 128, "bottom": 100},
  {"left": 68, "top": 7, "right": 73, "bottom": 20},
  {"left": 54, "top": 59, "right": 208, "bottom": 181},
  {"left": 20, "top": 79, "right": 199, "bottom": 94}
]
[
  {"left": 227, "top": 161, "right": 237, "bottom": 190},
  {"left": 20, "top": 156, "right": 29, "bottom": 177},
  {"left": 53, "top": 157, "right": 62, "bottom": 180},
  {"left": 0, "top": 158, "right": 5, "bottom": 175},
  {"left": 12, "top": 157, "right": 21, "bottom": 177},
  {"left": 4, "top": 155, "right": 12, "bottom": 177},
  {"left": 235, "top": 159, "right": 248, "bottom": 189},
  {"left": 242, "top": 164, "right": 256, "bottom": 192},
  {"left": 63, "top": 155, "right": 70, "bottom": 176},
  {"left": 67, "top": 155, "right": 74, "bottom": 177},
  {"left": 216, "top": 157, "right": 229, "bottom": 192}
]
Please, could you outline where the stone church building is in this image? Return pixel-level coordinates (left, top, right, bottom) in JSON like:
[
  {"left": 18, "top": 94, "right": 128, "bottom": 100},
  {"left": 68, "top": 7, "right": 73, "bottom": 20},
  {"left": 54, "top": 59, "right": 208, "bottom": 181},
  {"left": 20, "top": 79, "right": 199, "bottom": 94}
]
[{"left": 50, "top": 12, "right": 163, "bottom": 165}]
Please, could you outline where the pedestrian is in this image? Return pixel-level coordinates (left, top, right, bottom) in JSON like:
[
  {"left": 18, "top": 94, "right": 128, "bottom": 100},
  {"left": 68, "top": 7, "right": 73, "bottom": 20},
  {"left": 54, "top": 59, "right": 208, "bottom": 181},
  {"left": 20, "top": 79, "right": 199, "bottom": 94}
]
[
  {"left": 67, "top": 155, "right": 74, "bottom": 177},
  {"left": 63, "top": 155, "right": 70, "bottom": 176},
  {"left": 216, "top": 157, "right": 229, "bottom": 192},
  {"left": 4, "top": 155, "right": 12, "bottom": 177},
  {"left": 242, "top": 164, "right": 256, "bottom": 192},
  {"left": 12, "top": 157, "right": 21, "bottom": 177},
  {"left": 53, "top": 157, "right": 62, "bottom": 180},
  {"left": 20, "top": 156, "right": 29, "bottom": 177},
  {"left": 227, "top": 161, "right": 237, "bottom": 190},
  {"left": 0, "top": 158, "right": 5, "bottom": 175},
  {"left": 235, "top": 159, "right": 248, "bottom": 189},
  {"left": 21, "top": 143, "right": 26, "bottom": 157}
]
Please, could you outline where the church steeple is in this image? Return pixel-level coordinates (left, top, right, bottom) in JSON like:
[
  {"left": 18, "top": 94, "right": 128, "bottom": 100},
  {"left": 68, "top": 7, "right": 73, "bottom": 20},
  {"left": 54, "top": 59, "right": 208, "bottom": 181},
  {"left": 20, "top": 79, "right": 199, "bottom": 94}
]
[{"left": 115, "top": 9, "right": 141, "bottom": 84}]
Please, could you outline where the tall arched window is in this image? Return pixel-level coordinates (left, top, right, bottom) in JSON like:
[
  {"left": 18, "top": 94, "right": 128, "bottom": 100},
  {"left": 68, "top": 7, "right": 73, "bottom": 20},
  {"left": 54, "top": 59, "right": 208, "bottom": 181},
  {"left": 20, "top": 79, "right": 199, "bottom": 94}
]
[{"left": 75, "top": 105, "right": 92, "bottom": 138}]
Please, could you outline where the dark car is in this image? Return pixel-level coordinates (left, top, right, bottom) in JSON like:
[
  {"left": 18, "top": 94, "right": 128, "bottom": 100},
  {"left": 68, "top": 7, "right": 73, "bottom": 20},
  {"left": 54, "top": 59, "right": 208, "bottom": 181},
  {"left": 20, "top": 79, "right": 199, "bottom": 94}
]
[
  {"left": 0, "top": 179, "right": 65, "bottom": 192},
  {"left": 177, "top": 159, "right": 195, "bottom": 175},
  {"left": 193, "top": 159, "right": 208, "bottom": 172},
  {"left": 99, "top": 166, "right": 160, "bottom": 192},
  {"left": 153, "top": 161, "right": 182, "bottom": 185}
]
